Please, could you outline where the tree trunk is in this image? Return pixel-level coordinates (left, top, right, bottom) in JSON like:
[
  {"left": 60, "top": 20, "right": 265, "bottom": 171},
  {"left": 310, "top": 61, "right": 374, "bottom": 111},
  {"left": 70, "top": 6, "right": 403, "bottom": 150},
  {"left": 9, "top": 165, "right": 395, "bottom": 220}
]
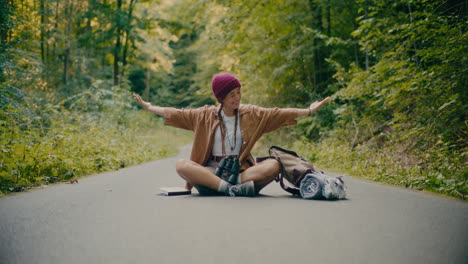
[
  {"left": 0, "top": 0, "right": 13, "bottom": 45},
  {"left": 326, "top": 0, "right": 331, "bottom": 35},
  {"left": 122, "top": 0, "right": 136, "bottom": 69},
  {"left": 113, "top": 0, "right": 123, "bottom": 86},
  {"left": 309, "top": 0, "right": 323, "bottom": 90},
  {"left": 85, "top": 0, "right": 92, "bottom": 59},
  {"left": 144, "top": 66, "right": 150, "bottom": 101},
  {"left": 314, "top": 2, "right": 323, "bottom": 31},
  {"left": 40, "top": 0, "right": 45, "bottom": 64},
  {"left": 0, "top": 0, "right": 14, "bottom": 82},
  {"left": 52, "top": 0, "right": 59, "bottom": 61},
  {"left": 63, "top": 0, "right": 74, "bottom": 85},
  {"left": 364, "top": 0, "right": 369, "bottom": 71},
  {"left": 63, "top": 0, "right": 70, "bottom": 85}
]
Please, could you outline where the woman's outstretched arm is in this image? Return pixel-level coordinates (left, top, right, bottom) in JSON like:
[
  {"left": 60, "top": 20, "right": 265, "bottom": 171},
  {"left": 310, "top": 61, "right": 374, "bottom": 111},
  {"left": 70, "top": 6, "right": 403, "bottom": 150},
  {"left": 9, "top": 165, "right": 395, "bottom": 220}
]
[
  {"left": 133, "top": 93, "right": 170, "bottom": 118},
  {"left": 283, "top": 96, "right": 331, "bottom": 117}
]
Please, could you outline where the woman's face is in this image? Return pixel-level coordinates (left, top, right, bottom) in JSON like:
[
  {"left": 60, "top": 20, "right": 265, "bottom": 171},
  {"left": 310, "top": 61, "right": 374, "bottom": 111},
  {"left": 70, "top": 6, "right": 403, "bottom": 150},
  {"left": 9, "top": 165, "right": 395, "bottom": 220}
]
[{"left": 222, "top": 88, "right": 242, "bottom": 110}]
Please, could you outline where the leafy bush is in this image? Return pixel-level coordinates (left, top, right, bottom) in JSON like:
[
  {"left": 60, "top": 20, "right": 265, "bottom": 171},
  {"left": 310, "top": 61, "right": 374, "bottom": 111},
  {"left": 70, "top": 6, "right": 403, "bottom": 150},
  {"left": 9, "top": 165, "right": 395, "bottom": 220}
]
[
  {"left": 287, "top": 0, "right": 467, "bottom": 200},
  {"left": 0, "top": 82, "right": 191, "bottom": 195},
  {"left": 289, "top": 134, "right": 467, "bottom": 200}
]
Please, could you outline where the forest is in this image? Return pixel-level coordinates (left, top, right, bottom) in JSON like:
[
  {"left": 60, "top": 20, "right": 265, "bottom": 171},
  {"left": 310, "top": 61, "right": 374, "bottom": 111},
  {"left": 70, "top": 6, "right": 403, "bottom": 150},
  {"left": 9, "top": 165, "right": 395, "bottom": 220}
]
[{"left": 0, "top": 0, "right": 466, "bottom": 198}]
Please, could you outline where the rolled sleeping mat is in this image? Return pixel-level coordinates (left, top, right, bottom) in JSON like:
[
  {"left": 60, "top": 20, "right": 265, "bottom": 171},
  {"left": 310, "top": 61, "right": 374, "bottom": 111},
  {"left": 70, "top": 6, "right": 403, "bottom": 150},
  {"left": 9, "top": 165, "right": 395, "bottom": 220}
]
[
  {"left": 299, "top": 173, "right": 324, "bottom": 199},
  {"left": 300, "top": 172, "right": 347, "bottom": 200}
]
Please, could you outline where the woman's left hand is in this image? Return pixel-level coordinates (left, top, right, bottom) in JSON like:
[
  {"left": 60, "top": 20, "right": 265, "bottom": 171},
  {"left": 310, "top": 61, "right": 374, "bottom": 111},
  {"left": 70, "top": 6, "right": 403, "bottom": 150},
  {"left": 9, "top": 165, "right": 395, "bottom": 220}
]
[
  {"left": 133, "top": 93, "right": 151, "bottom": 109},
  {"left": 309, "top": 97, "right": 331, "bottom": 114}
]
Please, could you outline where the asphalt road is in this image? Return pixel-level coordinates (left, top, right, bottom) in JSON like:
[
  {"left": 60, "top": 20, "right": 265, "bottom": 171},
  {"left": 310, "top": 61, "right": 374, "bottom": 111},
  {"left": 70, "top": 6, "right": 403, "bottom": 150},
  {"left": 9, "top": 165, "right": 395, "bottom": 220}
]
[{"left": 1, "top": 145, "right": 467, "bottom": 264}]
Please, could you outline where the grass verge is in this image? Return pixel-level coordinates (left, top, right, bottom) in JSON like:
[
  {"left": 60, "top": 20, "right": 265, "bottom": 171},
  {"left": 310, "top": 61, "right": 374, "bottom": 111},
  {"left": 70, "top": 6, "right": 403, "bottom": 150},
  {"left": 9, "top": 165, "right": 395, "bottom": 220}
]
[
  {"left": 257, "top": 127, "right": 466, "bottom": 200},
  {"left": 0, "top": 106, "right": 192, "bottom": 196}
]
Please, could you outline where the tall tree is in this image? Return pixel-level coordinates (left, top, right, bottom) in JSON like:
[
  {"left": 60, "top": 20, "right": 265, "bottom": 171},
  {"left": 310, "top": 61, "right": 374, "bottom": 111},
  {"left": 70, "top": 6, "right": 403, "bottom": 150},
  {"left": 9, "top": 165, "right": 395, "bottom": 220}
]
[
  {"left": 122, "top": 0, "right": 136, "bottom": 68},
  {"left": 113, "top": 0, "right": 123, "bottom": 85},
  {"left": 63, "top": 0, "right": 75, "bottom": 85},
  {"left": 0, "top": 0, "right": 15, "bottom": 83}
]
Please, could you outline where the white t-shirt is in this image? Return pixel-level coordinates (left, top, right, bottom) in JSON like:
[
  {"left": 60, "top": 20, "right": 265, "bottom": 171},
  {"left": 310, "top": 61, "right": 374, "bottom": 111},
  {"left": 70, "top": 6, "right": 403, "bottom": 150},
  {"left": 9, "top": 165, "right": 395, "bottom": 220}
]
[{"left": 212, "top": 110, "right": 243, "bottom": 156}]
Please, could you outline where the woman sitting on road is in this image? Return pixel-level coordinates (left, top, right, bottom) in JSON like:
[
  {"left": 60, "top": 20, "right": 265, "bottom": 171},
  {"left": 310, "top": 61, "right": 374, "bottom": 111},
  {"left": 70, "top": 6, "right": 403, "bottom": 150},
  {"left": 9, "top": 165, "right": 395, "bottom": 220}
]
[{"left": 133, "top": 73, "right": 329, "bottom": 197}]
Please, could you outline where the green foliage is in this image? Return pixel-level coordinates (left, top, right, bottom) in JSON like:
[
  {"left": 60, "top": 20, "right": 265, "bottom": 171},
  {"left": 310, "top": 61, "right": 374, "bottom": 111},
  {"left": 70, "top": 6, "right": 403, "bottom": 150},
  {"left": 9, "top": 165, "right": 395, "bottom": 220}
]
[
  {"left": 158, "top": 33, "right": 216, "bottom": 108},
  {"left": 302, "top": 0, "right": 467, "bottom": 199},
  {"left": 290, "top": 135, "right": 467, "bottom": 200},
  {"left": 196, "top": 0, "right": 466, "bottom": 199},
  {"left": 2, "top": 0, "right": 466, "bottom": 199},
  {"left": 334, "top": 0, "right": 466, "bottom": 154},
  {"left": 0, "top": 84, "right": 191, "bottom": 195},
  {"left": 168, "top": 0, "right": 359, "bottom": 108},
  {"left": 0, "top": 0, "right": 15, "bottom": 83},
  {"left": 128, "top": 69, "right": 146, "bottom": 95}
]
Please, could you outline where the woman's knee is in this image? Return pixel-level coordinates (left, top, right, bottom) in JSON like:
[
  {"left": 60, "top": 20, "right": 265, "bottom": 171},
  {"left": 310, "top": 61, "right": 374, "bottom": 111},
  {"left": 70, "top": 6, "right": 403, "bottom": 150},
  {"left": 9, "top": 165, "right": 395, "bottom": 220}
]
[
  {"left": 263, "top": 158, "right": 280, "bottom": 175},
  {"left": 175, "top": 159, "right": 192, "bottom": 175}
]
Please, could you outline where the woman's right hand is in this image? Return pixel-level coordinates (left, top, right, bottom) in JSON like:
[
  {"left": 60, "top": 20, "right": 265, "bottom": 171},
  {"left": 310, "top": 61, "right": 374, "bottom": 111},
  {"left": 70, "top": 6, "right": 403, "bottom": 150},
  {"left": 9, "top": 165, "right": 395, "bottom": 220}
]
[{"left": 133, "top": 93, "right": 151, "bottom": 109}]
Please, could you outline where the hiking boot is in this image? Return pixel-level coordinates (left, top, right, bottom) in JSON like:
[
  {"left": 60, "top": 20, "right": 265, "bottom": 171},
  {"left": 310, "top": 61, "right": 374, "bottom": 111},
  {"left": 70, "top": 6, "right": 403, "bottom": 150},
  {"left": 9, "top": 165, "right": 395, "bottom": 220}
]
[{"left": 228, "top": 181, "right": 256, "bottom": 197}]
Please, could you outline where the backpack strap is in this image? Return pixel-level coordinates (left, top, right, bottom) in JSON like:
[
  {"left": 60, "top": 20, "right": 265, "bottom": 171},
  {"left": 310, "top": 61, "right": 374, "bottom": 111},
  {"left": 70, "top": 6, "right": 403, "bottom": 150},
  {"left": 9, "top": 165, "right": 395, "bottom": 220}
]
[
  {"left": 257, "top": 155, "right": 301, "bottom": 195},
  {"left": 270, "top": 145, "right": 300, "bottom": 157},
  {"left": 278, "top": 174, "right": 301, "bottom": 195},
  {"left": 270, "top": 145, "right": 314, "bottom": 196}
]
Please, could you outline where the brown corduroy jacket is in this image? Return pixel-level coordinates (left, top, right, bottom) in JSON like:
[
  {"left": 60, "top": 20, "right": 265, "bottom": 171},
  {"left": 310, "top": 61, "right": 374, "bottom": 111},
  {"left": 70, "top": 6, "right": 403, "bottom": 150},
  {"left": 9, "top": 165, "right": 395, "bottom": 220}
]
[{"left": 164, "top": 104, "right": 298, "bottom": 171}]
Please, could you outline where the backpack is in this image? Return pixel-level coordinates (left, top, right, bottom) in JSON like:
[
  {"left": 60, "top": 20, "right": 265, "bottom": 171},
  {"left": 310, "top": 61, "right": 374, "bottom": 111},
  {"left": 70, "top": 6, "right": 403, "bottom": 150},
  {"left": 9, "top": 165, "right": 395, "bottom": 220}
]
[{"left": 269, "top": 146, "right": 346, "bottom": 200}]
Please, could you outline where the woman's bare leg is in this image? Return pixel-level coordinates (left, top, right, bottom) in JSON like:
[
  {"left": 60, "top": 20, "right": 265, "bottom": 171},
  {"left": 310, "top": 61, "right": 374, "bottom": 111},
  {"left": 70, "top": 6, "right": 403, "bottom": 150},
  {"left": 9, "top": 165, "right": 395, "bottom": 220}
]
[
  {"left": 240, "top": 159, "right": 280, "bottom": 193},
  {"left": 176, "top": 158, "right": 280, "bottom": 195},
  {"left": 176, "top": 159, "right": 221, "bottom": 190}
]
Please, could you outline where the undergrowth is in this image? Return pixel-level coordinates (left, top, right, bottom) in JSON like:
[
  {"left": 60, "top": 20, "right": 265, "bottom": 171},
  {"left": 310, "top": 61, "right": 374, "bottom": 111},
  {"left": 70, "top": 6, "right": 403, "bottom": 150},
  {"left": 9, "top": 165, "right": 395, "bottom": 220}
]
[
  {"left": 0, "top": 84, "right": 192, "bottom": 195},
  {"left": 259, "top": 126, "right": 467, "bottom": 200}
]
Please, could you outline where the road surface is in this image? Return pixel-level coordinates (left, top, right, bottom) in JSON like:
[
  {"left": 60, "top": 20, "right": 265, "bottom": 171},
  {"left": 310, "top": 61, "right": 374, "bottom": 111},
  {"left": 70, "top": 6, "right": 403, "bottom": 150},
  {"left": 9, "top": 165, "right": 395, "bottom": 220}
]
[{"left": 1, "top": 145, "right": 467, "bottom": 264}]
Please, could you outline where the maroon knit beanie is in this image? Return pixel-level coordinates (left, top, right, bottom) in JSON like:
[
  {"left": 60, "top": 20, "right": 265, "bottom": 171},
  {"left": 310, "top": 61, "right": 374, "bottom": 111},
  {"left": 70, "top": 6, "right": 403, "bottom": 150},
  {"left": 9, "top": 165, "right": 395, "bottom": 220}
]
[{"left": 211, "top": 73, "right": 241, "bottom": 103}]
